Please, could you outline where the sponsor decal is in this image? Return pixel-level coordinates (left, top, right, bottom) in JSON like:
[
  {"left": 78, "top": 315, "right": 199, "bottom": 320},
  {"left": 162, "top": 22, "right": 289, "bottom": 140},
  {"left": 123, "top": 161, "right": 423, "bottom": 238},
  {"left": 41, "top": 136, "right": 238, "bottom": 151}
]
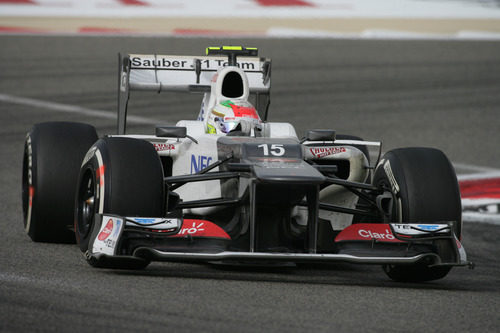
[
  {"left": 26, "top": 135, "right": 32, "bottom": 186},
  {"left": 335, "top": 223, "right": 403, "bottom": 243},
  {"left": 383, "top": 160, "right": 400, "bottom": 194},
  {"left": 112, "top": 219, "right": 122, "bottom": 237},
  {"left": 391, "top": 223, "right": 449, "bottom": 236},
  {"left": 92, "top": 216, "right": 124, "bottom": 255},
  {"left": 358, "top": 228, "right": 395, "bottom": 241},
  {"left": 29, "top": 186, "right": 34, "bottom": 207},
  {"left": 131, "top": 57, "right": 188, "bottom": 69},
  {"left": 206, "top": 124, "right": 216, "bottom": 134},
  {"left": 191, "top": 154, "right": 213, "bottom": 174},
  {"left": 153, "top": 143, "right": 175, "bottom": 152},
  {"left": 130, "top": 218, "right": 160, "bottom": 225},
  {"left": 416, "top": 224, "right": 440, "bottom": 231},
  {"left": 95, "top": 149, "right": 105, "bottom": 214},
  {"left": 310, "top": 146, "right": 346, "bottom": 158},
  {"left": 126, "top": 217, "right": 179, "bottom": 229},
  {"left": 95, "top": 164, "right": 106, "bottom": 187},
  {"left": 130, "top": 56, "right": 256, "bottom": 71},
  {"left": 170, "top": 219, "right": 230, "bottom": 239},
  {"left": 217, "top": 60, "right": 255, "bottom": 70},
  {"left": 179, "top": 221, "right": 205, "bottom": 235},
  {"left": 97, "top": 218, "right": 114, "bottom": 241},
  {"left": 25, "top": 134, "right": 35, "bottom": 226},
  {"left": 81, "top": 146, "right": 97, "bottom": 166}
]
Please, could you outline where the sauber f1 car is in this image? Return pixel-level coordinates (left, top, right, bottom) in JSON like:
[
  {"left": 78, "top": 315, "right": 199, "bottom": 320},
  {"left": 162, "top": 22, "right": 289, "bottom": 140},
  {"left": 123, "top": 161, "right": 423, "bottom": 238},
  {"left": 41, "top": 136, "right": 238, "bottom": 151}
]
[{"left": 22, "top": 46, "right": 473, "bottom": 282}]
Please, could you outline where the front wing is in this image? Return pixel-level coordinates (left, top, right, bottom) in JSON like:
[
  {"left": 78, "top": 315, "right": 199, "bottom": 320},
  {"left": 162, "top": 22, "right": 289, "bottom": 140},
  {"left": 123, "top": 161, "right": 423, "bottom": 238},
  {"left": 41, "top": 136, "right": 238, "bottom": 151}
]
[{"left": 86, "top": 214, "right": 471, "bottom": 269}]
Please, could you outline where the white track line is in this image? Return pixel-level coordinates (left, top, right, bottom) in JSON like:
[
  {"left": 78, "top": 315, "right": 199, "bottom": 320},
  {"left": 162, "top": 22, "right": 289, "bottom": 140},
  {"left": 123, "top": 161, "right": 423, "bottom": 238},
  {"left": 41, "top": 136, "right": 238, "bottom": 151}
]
[
  {"left": 457, "top": 171, "right": 500, "bottom": 181},
  {"left": 463, "top": 212, "right": 500, "bottom": 226},
  {"left": 0, "top": 272, "right": 34, "bottom": 284},
  {"left": 454, "top": 163, "right": 500, "bottom": 175},
  {"left": 0, "top": 93, "right": 159, "bottom": 125}
]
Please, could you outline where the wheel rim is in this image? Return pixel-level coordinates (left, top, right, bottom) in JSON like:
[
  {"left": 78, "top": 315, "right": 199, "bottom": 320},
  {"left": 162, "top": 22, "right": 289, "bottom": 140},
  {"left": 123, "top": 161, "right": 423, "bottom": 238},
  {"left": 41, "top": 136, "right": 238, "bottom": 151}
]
[{"left": 77, "top": 169, "right": 96, "bottom": 239}]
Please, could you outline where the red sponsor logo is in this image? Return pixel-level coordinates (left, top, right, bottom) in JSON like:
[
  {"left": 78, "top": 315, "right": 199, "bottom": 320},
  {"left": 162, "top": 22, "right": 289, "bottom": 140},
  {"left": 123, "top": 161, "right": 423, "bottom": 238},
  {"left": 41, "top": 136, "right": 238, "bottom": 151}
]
[
  {"left": 98, "top": 219, "right": 114, "bottom": 241},
  {"left": 335, "top": 223, "right": 403, "bottom": 243},
  {"left": 153, "top": 143, "right": 175, "bottom": 152},
  {"left": 310, "top": 147, "right": 346, "bottom": 158},
  {"left": 170, "top": 219, "right": 230, "bottom": 239}
]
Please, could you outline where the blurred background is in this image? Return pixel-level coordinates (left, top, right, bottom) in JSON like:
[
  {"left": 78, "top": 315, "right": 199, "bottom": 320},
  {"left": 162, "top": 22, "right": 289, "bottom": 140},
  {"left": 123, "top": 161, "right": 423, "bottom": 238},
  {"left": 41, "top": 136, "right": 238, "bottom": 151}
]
[{"left": 1, "top": 2, "right": 500, "bottom": 331}]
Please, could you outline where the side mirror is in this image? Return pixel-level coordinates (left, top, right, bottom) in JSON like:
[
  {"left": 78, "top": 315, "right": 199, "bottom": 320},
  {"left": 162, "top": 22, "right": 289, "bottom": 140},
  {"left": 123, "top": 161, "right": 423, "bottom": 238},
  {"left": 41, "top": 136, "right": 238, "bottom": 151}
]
[
  {"left": 303, "top": 129, "right": 336, "bottom": 142},
  {"left": 156, "top": 126, "right": 187, "bottom": 138},
  {"left": 156, "top": 126, "right": 198, "bottom": 144}
]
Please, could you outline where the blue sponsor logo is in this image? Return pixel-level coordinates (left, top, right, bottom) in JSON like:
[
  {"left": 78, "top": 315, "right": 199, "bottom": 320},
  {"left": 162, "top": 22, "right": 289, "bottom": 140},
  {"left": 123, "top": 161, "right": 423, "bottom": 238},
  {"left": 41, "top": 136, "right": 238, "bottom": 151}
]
[
  {"left": 191, "top": 155, "right": 212, "bottom": 174},
  {"left": 417, "top": 224, "right": 441, "bottom": 231},
  {"left": 112, "top": 219, "right": 122, "bottom": 237},
  {"left": 132, "top": 218, "right": 158, "bottom": 225}
]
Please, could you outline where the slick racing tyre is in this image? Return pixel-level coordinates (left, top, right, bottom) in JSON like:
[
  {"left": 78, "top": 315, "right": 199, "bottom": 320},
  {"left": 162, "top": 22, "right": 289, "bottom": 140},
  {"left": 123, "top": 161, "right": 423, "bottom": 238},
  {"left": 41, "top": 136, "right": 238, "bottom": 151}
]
[
  {"left": 75, "top": 137, "right": 164, "bottom": 269},
  {"left": 373, "top": 147, "right": 462, "bottom": 282},
  {"left": 22, "top": 122, "right": 98, "bottom": 243}
]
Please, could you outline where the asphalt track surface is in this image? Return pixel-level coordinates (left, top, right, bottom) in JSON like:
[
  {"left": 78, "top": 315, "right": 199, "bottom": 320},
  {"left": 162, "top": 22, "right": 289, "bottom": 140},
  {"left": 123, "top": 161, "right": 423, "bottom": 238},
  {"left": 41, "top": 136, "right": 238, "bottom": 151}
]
[{"left": 1, "top": 36, "right": 500, "bottom": 332}]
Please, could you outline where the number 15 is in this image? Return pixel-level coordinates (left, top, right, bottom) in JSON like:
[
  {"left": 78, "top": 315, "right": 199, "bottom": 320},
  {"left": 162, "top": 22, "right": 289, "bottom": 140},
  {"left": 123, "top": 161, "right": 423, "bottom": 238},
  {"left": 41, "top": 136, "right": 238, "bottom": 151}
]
[{"left": 257, "top": 144, "right": 285, "bottom": 156}]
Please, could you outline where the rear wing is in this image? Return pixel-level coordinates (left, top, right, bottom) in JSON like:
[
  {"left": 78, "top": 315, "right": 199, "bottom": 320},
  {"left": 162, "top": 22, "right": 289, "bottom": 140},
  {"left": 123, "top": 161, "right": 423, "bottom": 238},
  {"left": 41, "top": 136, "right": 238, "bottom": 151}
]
[{"left": 117, "top": 51, "right": 272, "bottom": 134}]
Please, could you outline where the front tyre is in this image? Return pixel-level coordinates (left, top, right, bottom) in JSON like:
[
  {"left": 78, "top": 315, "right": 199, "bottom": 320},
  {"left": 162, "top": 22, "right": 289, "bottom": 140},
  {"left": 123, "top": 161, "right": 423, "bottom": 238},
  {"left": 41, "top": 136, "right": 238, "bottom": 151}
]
[
  {"left": 373, "top": 147, "right": 462, "bottom": 282},
  {"left": 22, "top": 122, "right": 98, "bottom": 243},
  {"left": 75, "top": 137, "right": 165, "bottom": 269}
]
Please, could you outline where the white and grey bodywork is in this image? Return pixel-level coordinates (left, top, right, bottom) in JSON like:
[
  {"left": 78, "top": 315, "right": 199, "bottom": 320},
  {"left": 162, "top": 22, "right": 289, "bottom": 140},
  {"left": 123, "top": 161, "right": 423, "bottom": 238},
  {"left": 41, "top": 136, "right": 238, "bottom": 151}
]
[{"left": 85, "top": 47, "right": 470, "bottom": 272}]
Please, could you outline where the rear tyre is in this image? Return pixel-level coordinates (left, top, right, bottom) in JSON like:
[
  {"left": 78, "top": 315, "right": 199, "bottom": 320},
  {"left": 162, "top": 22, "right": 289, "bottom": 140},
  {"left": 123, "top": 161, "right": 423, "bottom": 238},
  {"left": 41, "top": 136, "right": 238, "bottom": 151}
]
[
  {"left": 22, "top": 122, "right": 98, "bottom": 243},
  {"left": 373, "top": 147, "right": 462, "bottom": 282},
  {"left": 75, "top": 137, "right": 165, "bottom": 269}
]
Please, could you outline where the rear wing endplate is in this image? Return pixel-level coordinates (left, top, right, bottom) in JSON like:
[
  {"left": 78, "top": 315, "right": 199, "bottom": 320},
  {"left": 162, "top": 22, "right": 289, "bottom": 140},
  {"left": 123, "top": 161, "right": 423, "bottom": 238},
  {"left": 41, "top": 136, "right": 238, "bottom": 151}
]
[{"left": 117, "top": 53, "right": 272, "bottom": 134}]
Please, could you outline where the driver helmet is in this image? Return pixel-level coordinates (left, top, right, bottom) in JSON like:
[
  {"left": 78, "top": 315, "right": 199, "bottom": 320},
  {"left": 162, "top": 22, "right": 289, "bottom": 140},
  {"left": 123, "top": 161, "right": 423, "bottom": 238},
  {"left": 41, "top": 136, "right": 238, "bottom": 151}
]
[{"left": 206, "top": 100, "right": 261, "bottom": 135}]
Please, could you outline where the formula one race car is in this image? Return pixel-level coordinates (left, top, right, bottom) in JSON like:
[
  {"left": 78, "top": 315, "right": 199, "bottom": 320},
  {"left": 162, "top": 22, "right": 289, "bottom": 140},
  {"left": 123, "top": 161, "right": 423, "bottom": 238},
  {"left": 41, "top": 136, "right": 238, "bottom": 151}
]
[{"left": 22, "top": 46, "right": 472, "bottom": 282}]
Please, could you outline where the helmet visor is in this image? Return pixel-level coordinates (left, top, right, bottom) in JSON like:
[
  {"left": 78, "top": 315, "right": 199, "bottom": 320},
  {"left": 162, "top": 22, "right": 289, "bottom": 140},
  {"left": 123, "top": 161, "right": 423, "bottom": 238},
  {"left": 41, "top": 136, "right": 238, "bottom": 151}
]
[{"left": 215, "top": 118, "right": 239, "bottom": 134}]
